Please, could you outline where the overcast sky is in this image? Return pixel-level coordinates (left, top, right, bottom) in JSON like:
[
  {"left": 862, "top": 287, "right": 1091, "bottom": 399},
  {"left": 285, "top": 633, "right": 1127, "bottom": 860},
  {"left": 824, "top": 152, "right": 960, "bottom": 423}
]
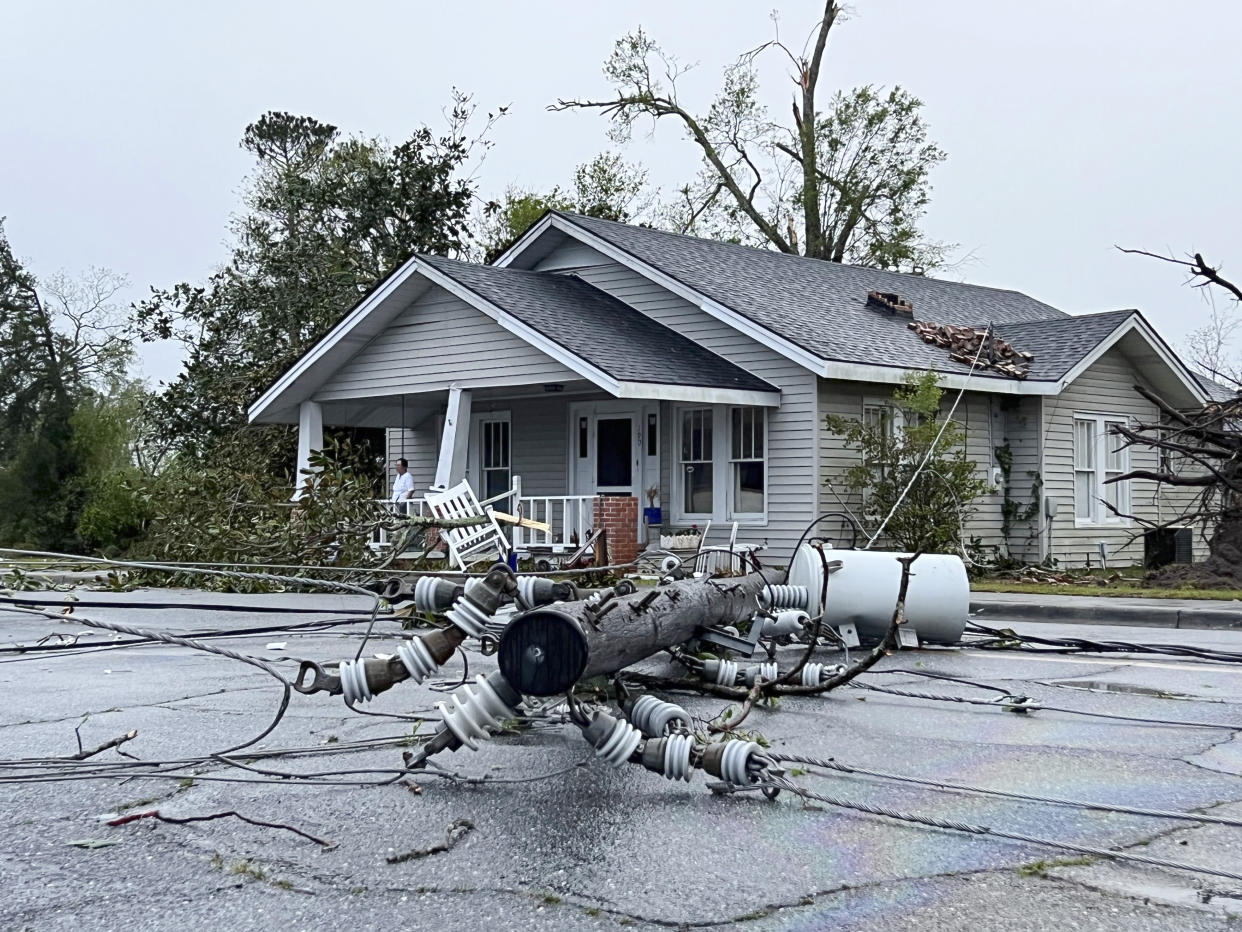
[{"left": 3, "top": 1, "right": 1239, "bottom": 386}]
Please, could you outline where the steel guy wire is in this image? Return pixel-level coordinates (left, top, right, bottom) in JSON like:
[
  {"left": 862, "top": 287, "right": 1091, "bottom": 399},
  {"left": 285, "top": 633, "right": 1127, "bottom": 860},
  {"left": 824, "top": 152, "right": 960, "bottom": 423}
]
[
  {"left": 768, "top": 752, "right": 1242, "bottom": 830},
  {"left": 849, "top": 680, "right": 1240, "bottom": 729},
  {"left": 863, "top": 328, "right": 989, "bottom": 550},
  {"left": 759, "top": 773, "right": 1242, "bottom": 887},
  {"left": 1, "top": 604, "right": 293, "bottom": 754}
]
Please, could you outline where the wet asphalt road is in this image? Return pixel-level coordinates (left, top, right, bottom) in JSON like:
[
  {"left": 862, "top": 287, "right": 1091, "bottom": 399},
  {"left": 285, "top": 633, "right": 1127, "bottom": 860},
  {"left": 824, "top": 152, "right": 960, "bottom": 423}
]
[{"left": 1, "top": 589, "right": 1241, "bottom": 931}]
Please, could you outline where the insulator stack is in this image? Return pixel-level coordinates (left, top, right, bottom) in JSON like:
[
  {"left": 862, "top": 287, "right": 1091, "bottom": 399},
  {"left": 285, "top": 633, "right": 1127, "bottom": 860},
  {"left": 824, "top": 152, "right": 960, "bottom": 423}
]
[
  {"left": 395, "top": 637, "right": 439, "bottom": 684},
  {"left": 742, "top": 662, "right": 779, "bottom": 686},
  {"left": 579, "top": 710, "right": 643, "bottom": 768},
  {"left": 640, "top": 734, "right": 694, "bottom": 781},
  {"left": 703, "top": 659, "right": 740, "bottom": 686},
  {"left": 799, "top": 662, "right": 845, "bottom": 687},
  {"left": 761, "top": 584, "right": 810, "bottom": 611},
  {"left": 627, "top": 695, "right": 693, "bottom": 737},
  {"left": 436, "top": 672, "right": 523, "bottom": 751},
  {"left": 702, "top": 739, "right": 765, "bottom": 786},
  {"left": 761, "top": 610, "right": 809, "bottom": 638},
  {"left": 414, "top": 576, "right": 461, "bottom": 613}
]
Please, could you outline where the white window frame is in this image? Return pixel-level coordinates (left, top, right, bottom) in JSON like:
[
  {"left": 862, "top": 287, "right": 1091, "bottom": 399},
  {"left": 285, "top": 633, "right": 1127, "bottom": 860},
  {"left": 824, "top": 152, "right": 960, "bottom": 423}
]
[
  {"left": 468, "top": 411, "right": 511, "bottom": 502},
  {"left": 672, "top": 404, "right": 769, "bottom": 526},
  {"left": 1073, "top": 413, "right": 1130, "bottom": 526},
  {"left": 676, "top": 406, "right": 715, "bottom": 522},
  {"left": 728, "top": 406, "right": 767, "bottom": 522}
]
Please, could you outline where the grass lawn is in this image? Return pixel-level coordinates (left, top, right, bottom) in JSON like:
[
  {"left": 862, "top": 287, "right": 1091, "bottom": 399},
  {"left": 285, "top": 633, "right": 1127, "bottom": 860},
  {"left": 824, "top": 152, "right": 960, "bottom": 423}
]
[{"left": 972, "top": 580, "right": 1242, "bottom": 601}]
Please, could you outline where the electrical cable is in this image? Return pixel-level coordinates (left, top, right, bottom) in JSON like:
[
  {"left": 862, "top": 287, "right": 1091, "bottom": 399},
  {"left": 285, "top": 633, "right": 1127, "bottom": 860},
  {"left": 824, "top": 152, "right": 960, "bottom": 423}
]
[
  {"left": 0, "top": 604, "right": 292, "bottom": 754},
  {"left": 757, "top": 773, "right": 1242, "bottom": 886},
  {"left": 768, "top": 752, "right": 1242, "bottom": 830},
  {"left": 849, "top": 680, "right": 1239, "bottom": 729},
  {"left": 965, "top": 621, "right": 1242, "bottom": 665}
]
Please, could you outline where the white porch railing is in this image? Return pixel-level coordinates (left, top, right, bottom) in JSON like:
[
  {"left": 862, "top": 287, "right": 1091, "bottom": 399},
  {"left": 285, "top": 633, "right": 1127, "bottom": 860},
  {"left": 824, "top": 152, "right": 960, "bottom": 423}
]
[
  {"left": 371, "top": 477, "right": 596, "bottom": 557},
  {"left": 512, "top": 495, "right": 595, "bottom": 553}
]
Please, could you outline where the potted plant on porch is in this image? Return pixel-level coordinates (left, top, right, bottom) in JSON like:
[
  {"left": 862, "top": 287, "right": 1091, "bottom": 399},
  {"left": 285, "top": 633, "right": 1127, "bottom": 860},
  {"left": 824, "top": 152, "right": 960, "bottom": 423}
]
[{"left": 642, "top": 486, "right": 662, "bottom": 544}]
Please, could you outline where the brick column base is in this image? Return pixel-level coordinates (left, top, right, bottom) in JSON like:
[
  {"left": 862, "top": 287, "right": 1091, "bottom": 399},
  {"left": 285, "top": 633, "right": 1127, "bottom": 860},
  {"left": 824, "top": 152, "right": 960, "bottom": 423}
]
[{"left": 593, "top": 495, "right": 639, "bottom": 566}]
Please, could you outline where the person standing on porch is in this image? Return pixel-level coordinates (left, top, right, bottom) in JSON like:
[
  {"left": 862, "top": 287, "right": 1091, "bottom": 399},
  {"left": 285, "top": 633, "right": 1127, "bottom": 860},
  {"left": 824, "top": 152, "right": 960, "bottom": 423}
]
[{"left": 391, "top": 458, "right": 415, "bottom": 505}]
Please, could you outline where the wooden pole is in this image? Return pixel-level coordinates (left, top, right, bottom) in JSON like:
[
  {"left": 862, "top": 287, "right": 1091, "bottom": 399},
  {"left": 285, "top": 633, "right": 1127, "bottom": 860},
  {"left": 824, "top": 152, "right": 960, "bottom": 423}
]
[{"left": 497, "top": 571, "right": 779, "bottom": 696}]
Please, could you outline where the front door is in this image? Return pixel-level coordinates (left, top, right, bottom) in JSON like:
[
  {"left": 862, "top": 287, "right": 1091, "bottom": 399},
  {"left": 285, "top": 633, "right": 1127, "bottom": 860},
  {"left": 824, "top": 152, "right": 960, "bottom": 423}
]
[{"left": 570, "top": 401, "right": 656, "bottom": 542}]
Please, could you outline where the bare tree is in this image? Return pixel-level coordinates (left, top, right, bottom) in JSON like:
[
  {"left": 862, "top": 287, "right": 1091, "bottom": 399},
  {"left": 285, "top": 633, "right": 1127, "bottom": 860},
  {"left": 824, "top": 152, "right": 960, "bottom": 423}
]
[
  {"left": 1108, "top": 249, "right": 1242, "bottom": 585},
  {"left": 551, "top": 5, "right": 949, "bottom": 271},
  {"left": 1118, "top": 248, "right": 1242, "bottom": 388}
]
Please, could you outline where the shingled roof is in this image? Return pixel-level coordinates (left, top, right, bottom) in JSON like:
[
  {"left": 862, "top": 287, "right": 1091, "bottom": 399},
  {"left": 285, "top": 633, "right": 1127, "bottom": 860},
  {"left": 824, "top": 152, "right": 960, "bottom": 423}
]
[
  {"left": 549, "top": 211, "right": 1125, "bottom": 383},
  {"left": 419, "top": 255, "right": 778, "bottom": 394}
]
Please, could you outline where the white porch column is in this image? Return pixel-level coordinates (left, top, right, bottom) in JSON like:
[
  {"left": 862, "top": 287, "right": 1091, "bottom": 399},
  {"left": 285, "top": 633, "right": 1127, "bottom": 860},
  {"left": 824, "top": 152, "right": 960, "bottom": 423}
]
[
  {"left": 291, "top": 400, "right": 324, "bottom": 501},
  {"left": 432, "top": 383, "right": 472, "bottom": 490}
]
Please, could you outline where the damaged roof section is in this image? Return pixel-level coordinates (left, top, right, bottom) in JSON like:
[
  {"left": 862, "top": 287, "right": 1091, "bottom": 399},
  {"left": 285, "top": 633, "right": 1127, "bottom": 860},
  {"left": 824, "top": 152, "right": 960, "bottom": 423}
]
[{"left": 908, "top": 321, "right": 1034, "bottom": 379}]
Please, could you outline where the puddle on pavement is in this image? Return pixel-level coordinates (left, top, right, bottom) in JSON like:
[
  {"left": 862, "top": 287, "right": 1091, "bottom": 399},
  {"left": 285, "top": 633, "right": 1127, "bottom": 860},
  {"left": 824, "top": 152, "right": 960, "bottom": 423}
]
[{"left": 1050, "top": 679, "right": 1194, "bottom": 700}]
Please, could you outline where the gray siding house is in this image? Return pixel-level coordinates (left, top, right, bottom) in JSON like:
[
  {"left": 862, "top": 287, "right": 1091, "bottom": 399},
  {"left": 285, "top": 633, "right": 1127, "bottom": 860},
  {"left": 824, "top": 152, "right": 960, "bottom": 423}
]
[{"left": 249, "top": 211, "right": 1218, "bottom": 568}]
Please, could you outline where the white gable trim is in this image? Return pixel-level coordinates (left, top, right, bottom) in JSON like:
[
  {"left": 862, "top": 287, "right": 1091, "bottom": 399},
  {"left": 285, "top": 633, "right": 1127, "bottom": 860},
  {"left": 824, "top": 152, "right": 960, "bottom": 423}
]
[
  {"left": 249, "top": 254, "right": 782, "bottom": 423},
  {"left": 248, "top": 255, "right": 422, "bottom": 423},
  {"left": 1055, "top": 313, "right": 1209, "bottom": 404}
]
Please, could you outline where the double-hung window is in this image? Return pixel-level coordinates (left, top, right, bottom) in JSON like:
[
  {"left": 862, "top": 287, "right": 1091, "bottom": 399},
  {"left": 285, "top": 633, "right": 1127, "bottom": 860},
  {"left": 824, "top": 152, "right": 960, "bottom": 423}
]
[
  {"left": 729, "top": 407, "right": 765, "bottom": 517},
  {"left": 1074, "top": 414, "right": 1129, "bottom": 524},
  {"left": 675, "top": 405, "right": 768, "bottom": 523},
  {"left": 478, "top": 417, "right": 511, "bottom": 500}
]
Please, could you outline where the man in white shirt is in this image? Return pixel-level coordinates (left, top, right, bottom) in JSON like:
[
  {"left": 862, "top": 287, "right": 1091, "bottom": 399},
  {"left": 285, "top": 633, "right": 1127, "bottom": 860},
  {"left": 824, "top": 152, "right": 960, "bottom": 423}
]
[{"left": 390, "top": 458, "right": 415, "bottom": 507}]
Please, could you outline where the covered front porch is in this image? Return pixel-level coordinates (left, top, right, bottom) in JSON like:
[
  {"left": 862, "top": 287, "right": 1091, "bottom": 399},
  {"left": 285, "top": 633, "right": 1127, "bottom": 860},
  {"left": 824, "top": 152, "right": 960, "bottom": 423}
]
[{"left": 247, "top": 251, "right": 781, "bottom": 562}]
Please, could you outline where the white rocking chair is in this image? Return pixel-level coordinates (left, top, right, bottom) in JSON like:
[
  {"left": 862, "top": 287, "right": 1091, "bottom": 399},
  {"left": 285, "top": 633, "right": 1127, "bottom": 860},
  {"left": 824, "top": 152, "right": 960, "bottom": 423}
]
[{"left": 424, "top": 480, "right": 512, "bottom": 572}]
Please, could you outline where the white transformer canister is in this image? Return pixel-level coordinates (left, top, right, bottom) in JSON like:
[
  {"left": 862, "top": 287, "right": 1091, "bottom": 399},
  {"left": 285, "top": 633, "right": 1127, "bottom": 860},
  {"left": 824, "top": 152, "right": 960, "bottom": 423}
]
[{"left": 785, "top": 545, "right": 968, "bottom": 646}]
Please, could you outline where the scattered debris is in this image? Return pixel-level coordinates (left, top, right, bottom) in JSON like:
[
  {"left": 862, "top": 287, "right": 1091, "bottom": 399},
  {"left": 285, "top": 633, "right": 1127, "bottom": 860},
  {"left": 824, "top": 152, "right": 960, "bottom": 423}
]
[
  {"left": 66, "top": 838, "right": 123, "bottom": 849},
  {"left": 908, "top": 320, "right": 1033, "bottom": 378},
  {"left": 67, "top": 720, "right": 138, "bottom": 761},
  {"left": 386, "top": 819, "right": 475, "bottom": 863},
  {"left": 107, "top": 809, "right": 336, "bottom": 849}
]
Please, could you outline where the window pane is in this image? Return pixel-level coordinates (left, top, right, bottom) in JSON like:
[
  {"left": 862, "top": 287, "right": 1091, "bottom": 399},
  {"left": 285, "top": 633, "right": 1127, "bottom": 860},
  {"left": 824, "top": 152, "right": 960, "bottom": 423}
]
[
  {"left": 684, "top": 463, "right": 713, "bottom": 513},
  {"left": 1074, "top": 420, "right": 1095, "bottom": 469},
  {"left": 1103, "top": 476, "right": 1120, "bottom": 512},
  {"left": 1075, "top": 470, "right": 1094, "bottom": 519},
  {"left": 699, "top": 410, "right": 712, "bottom": 460},
  {"left": 681, "top": 410, "right": 693, "bottom": 461},
  {"left": 752, "top": 409, "right": 764, "bottom": 457},
  {"left": 596, "top": 418, "right": 632, "bottom": 487},
  {"left": 734, "top": 461, "right": 764, "bottom": 513},
  {"left": 484, "top": 468, "right": 507, "bottom": 500},
  {"left": 1105, "top": 421, "right": 1124, "bottom": 471}
]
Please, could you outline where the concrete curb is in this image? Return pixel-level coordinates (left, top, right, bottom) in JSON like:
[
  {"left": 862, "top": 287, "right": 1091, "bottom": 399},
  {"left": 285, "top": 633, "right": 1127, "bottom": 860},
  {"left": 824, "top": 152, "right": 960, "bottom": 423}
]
[{"left": 969, "top": 598, "right": 1242, "bottom": 631}]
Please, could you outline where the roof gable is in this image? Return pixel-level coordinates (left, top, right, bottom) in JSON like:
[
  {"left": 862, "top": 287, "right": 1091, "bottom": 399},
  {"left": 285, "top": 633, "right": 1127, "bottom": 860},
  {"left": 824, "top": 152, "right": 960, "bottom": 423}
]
[{"left": 498, "top": 212, "right": 1207, "bottom": 403}]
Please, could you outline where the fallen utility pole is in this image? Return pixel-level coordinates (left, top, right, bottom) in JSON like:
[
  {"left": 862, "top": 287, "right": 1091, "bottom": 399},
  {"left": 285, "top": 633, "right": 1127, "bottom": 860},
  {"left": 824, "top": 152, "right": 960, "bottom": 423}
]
[{"left": 496, "top": 571, "right": 781, "bottom": 696}]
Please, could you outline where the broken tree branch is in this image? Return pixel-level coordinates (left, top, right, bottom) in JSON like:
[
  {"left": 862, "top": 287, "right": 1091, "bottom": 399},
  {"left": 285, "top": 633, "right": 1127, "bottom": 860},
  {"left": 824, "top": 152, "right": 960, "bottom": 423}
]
[{"left": 66, "top": 728, "right": 138, "bottom": 761}]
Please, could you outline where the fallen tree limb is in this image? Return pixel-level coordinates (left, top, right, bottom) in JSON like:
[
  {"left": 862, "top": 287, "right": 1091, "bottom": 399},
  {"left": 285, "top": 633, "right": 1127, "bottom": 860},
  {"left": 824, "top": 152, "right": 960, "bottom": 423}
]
[{"left": 68, "top": 728, "right": 137, "bottom": 761}]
